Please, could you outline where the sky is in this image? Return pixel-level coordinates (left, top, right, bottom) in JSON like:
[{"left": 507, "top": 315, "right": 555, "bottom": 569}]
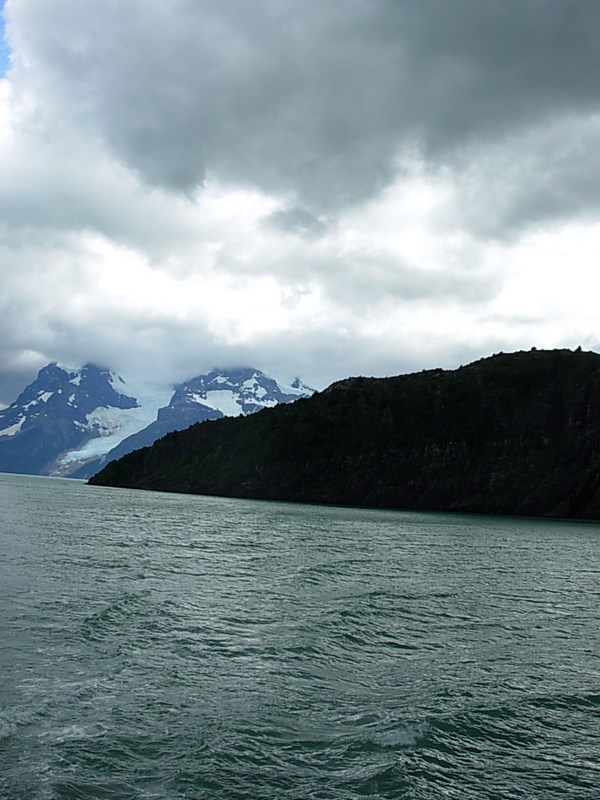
[
  {"left": 1, "top": 0, "right": 600, "bottom": 403},
  {"left": 0, "top": 4, "right": 8, "bottom": 77}
]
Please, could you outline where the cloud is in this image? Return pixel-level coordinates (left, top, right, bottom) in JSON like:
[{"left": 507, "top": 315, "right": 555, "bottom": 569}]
[
  {"left": 266, "top": 206, "right": 326, "bottom": 238},
  {"left": 8, "top": 1, "right": 600, "bottom": 210},
  {"left": 1, "top": 1, "right": 600, "bottom": 403}
]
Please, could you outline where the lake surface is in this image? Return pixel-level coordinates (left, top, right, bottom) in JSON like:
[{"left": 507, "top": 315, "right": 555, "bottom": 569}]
[{"left": 2, "top": 472, "right": 600, "bottom": 799}]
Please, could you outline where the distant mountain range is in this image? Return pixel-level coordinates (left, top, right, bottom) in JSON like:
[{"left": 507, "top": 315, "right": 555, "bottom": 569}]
[
  {"left": 0, "top": 363, "right": 314, "bottom": 478},
  {"left": 91, "top": 348, "right": 600, "bottom": 521}
]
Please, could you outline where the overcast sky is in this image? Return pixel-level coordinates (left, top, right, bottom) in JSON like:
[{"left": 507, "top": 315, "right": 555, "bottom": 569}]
[{"left": 1, "top": 0, "right": 600, "bottom": 403}]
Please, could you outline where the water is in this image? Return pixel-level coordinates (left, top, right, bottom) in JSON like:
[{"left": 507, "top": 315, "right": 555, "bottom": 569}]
[{"left": 2, "top": 473, "right": 600, "bottom": 799}]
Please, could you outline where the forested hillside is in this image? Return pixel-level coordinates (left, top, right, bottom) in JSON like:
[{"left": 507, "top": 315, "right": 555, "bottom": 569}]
[{"left": 90, "top": 349, "right": 600, "bottom": 520}]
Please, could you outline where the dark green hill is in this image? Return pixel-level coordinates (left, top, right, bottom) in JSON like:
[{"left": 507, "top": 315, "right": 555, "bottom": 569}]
[{"left": 89, "top": 348, "right": 600, "bottom": 519}]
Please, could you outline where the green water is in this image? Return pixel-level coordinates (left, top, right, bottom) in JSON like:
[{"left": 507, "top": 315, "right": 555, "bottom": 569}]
[{"left": 1, "top": 472, "right": 600, "bottom": 798}]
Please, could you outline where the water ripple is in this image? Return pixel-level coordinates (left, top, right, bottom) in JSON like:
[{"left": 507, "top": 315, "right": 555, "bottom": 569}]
[{"left": 2, "top": 474, "right": 600, "bottom": 798}]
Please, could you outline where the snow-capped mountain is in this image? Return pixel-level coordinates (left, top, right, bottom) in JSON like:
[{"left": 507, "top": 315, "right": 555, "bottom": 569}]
[
  {"left": 73, "top": 367, "right": 314, "bottom": 478},
  {"left": 0, "top": 364, "right": 314, "bottom": 478},
  {"left": 0, "top": 363, "right": 167, "bottom": 477}
]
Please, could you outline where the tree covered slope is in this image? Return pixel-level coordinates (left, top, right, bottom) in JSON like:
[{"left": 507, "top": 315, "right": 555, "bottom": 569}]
[{"left": 89, "top": 349, "right": 600, "bottom": 520}]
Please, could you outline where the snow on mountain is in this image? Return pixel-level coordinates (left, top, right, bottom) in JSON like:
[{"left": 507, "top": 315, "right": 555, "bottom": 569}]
[
  {"left": 159, "top": 367, "right": 315, "bottom": 423},
  {"left": 0, "top": 417, "right": 26, "bottom": 437},
  {"left": 0, "top": 363, "right": 171, "bottom": 477},
  {"left": 56, "top": 392, "right": 171, "bottom": 470},
  {"left": 284, "top": 377, "right": 316, "bottom": 397},
  {"left": 203, "top": 390, "right": 246, "bottom": 416}
]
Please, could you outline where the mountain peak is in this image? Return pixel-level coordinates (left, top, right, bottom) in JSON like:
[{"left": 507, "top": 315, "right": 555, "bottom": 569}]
[
  {"left": 0, "top": 362, "right": 313, "bottom": 478},
  {"left": 0, "top": 362, "right": 142, "bottom": 476}
]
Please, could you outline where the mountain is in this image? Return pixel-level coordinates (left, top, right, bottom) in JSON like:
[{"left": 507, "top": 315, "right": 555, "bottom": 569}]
[
  {"left": 0, "top": 364, "right": 314, "bottom": 478},
  {"left": 90, "top": 348, "right": 600, "bottom": 521},
  {"left": 0, "top": 363, "right": 163, "bottom": 476},
  {"left": 75, "top": 368, "right": 314, "bottom": 478}
]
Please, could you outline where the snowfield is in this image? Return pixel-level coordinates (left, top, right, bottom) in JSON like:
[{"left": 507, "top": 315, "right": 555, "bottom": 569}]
[
  {"left": 0, "top": 417, "right": 25, "bottom": 437},
  {"left": 58, "top": 389, "right": 172, "bottom": 466}
]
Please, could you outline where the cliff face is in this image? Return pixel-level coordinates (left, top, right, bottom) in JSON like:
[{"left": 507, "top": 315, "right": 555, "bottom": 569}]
[{"left": 89, "top": 349, "right": 600, "bottom": 520}]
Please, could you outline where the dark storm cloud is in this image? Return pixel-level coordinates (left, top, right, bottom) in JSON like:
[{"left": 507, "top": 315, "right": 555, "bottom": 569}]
[
  {"left": 449, "top": 114, "right": 600, "bottom": 238},
  {"left": 9, "top": 0, "right": 600, "bottom": 221}
]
